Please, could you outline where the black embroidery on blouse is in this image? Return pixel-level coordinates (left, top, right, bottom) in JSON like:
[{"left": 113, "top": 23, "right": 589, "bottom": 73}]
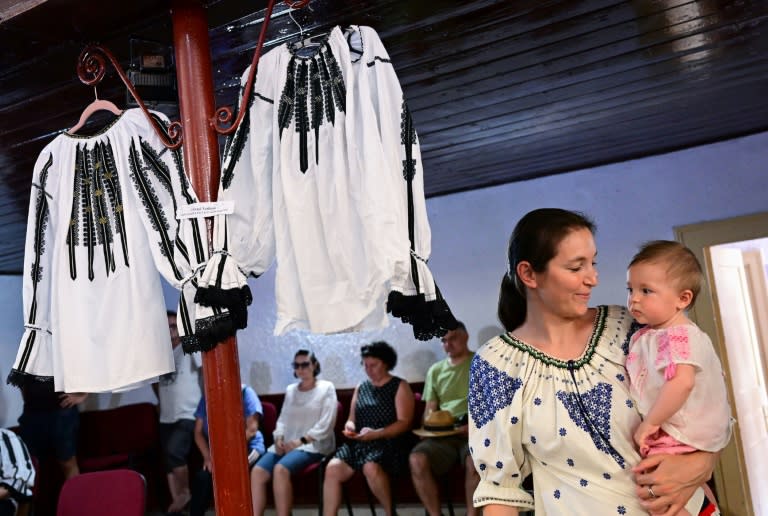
[
  {"left": 66, "top": 150, "right": 81, "bottom": 280},
  {"left": 401, "top": 100, "right": 419, "bottom": 291},
  {"left": 387, "top": 100, "right": 458, "bottom": 340},
  {"left": 221, "top": 83, "right": 261, "bottom": 190},
  {"left": 29, "top": 153, "right": 53, "bottom": 324},
  {"left": 151, "top": 113, "right": 206, "bottom": 265},
  {"left": 76, "top": 145, "right": 97, "bottom": 281},
  {"left": 128, "top": 142, "right": 180, "bottom": 280},
  {"left": 140, "top": 137, "right": 173, "bottom": 195},
  {"left": 323, "top": 46, "right": 346, "bottom": 113},
  {"left": 295, "top": 60, "right": 309, "bottom": 173},
  {"left": 140, "top": 135, "right": 189, "bottom": 280},
  {"left": 309, "top": 59, "right": 323, "bottom": 164},
  {"left": 366, "top": 56, "right": 392, "bottom": 67},
  {"left": 96, "top": 141, "right": 130, "bottom": 268},
  {"left": 318, "top": 51, "right": 336, "bottom": 125},
  {"left": 401, "top": 101, "right": 417, "bottom": 181},
  {"left": 275, "top": 41, "right": 347, "bottom": 173},
  {"left": 277, "top": 56, "right": 297, "bottom": 140},
  {"left": 87, "top": 146, "right": 115, "bottom": 276}
]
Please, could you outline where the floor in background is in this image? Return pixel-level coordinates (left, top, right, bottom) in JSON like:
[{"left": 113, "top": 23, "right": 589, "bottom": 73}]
[{"left": 146, "top": 504, "right": 449, "bottom": 515}]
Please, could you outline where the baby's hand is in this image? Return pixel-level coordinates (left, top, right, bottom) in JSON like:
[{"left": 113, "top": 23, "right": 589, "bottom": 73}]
[{"left": 634, "top": 421, "right": 660, "bottom": 457}]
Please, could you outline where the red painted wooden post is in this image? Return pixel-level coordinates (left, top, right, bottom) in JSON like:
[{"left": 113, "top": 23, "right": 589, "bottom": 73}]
[{"left": 169, "top": 1, "right": 253, "bottom": 514}]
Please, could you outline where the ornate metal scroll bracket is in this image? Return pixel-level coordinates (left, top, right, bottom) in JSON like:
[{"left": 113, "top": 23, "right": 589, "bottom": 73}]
[
  {"left": 77, "top": 44, "right": 183, "bottom": 150},
  {"left": 212, "top": 0, "right": 311, "bottom": 136}
]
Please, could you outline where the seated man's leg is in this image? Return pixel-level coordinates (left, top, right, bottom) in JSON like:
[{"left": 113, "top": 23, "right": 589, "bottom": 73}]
[
  {"left": 162, "top": 420, "right": 195, "bottom": 513},
  {"left": 410, "top": 437, "right": 463, "bottom": 516}
]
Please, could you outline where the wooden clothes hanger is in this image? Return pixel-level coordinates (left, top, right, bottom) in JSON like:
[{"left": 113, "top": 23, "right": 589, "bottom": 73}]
[{"left": 68, "top": 87, "right": 124, "bottom": 134}]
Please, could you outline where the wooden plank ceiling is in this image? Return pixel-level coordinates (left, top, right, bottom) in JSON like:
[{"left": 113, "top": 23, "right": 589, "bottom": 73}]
[{"left": 1, "top": 0, "right": 767, "bottom": 273}]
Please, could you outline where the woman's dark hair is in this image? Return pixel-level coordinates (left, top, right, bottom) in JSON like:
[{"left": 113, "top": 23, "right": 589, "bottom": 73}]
[
  {"left": 498, "top": 208, "right": 596, "bottom": 332},
  {"left": 293, "top": 349, "right": 321, "bottom": 378},
  {"left": 360, "top": 341, "right": 398, "bottom": 370}
]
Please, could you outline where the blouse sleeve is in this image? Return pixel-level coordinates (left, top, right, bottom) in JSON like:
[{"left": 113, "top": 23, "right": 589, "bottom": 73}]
[
  {"left": 218, "top": 64, "right": 276, "bottom": 277},
  {"left": 468, "top": 349, "right": 535, "bottom": 510},
  {"left": 273, "top": 385, "right": 291, "bottom": 439},
  {"left": 655, "top": 325, "right": 701, "bottom": 380},
  {"left": 8, "top": 149, "right": 58, "bottom": 384},
  {"left": 353, "top": 26, "right": 456, "bottom": 340},
  {"left": 305, "top": 382, "right": 339, "bottom": 442},
  {"left": 127, "top": 111, "right": 209, "bottom": 349}
]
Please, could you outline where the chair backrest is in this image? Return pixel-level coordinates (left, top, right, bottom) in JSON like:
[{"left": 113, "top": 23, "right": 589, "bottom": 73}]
[
  {"left": 78, "top": 402, "right": 159, "bottom": 459},
  {"left": 261, "top": 401, "right": 278, "bottom": 448},
  {"left": 333, "top": 400, "right": 345, "bottom": 444},
  {"left": 56, "top": 469, "right": 145, "bottom": 516}
]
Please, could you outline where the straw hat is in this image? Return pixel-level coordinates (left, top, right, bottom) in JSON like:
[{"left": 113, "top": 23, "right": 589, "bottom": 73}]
[{"left": 413, "top": 410, "right": 462, "bottom": 437}]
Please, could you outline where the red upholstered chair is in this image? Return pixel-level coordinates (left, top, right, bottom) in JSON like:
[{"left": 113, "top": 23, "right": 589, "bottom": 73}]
[
  {"left": 77, "top": 402, "right": 159, "bottom": 472},
  {"left": 56, "top": 469, "right": 145, "bottom": 516},
  {"left": 260, "top": 401, "right": 278, "bottom": 449}
]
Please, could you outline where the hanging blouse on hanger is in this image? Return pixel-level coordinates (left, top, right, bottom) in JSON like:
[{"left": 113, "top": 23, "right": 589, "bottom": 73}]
[
  {"left": 8, "top": 109, "right": 207, "bottom": 392},
  {"left": 217, "top": 25, "right": 456, "bottom": 341}
]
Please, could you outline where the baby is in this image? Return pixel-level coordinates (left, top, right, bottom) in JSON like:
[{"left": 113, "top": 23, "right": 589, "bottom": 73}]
[{"left": 626, "top": 240, "right": 732, "bottom": 515}]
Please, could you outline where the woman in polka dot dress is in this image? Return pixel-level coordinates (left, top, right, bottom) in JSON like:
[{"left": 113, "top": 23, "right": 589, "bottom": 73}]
[
  {"left": 468, "top": 208, "right": 718, "bottom": 516},
  {"left": 322, "top": 341, "right": 415, "bottom": 516}
]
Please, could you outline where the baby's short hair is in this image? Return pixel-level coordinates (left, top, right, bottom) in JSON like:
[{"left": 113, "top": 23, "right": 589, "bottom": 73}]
[{"left": 629, "top": 240, "right": 704, "bottom": 306}]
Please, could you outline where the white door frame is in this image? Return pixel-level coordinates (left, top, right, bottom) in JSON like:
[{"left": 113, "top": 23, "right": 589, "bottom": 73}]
[{"left": 675, "top": 211, "right": 768, "bottom": 516}]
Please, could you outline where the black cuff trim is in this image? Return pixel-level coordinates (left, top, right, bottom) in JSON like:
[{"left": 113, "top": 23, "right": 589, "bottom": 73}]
[
  {"left": 6, "top": 369, "right": 54, "bottom": 388},
  {"left": 194, "top": 285, "right": 253, "bottom": 331},
  {"left": 189, "top": 312, "right": 237, "bottom": 353},
  {"left": 387, "top": 285, "right": 458, "bottom": 341}
]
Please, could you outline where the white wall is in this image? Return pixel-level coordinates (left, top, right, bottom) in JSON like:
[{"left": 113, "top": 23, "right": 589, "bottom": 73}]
[{"left": 2, "top": 130, "right": 767, "bottom": 428}]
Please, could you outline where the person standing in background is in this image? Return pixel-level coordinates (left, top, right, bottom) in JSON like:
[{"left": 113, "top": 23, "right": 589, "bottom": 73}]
[
  {"left": 17, "top": 382, "right": 87, "bottom": 480},
  {"left": 154, "top": 311, "right": 201, "bottom": 515}
]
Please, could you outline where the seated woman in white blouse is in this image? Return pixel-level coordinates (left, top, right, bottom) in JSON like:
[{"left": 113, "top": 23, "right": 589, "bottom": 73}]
[{"left": 250, "top": 350, "right": 338, "bottom": 516}]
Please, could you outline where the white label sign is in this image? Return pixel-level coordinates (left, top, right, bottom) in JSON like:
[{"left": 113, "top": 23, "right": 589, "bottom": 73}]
[{"left": 177, "top": 201, "right": 235, "bottom": 219}]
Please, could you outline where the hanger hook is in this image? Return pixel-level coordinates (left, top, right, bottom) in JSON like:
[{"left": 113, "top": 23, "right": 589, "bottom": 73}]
[{"left": 288, "top": 8, "right": 304, "bottom": 42}]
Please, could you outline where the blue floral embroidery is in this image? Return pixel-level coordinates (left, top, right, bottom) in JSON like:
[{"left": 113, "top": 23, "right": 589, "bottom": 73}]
[
  {"left": 556, "top": 382, "right": 626, "bottom": 468},
  {"left": 554, "top": 489, "right": 560, "bottom": 499},
  {"left": 626, "top": 399, "right": 634, "bottom": 408},
  {"left": 469, "top": 356, "right": 523, "bottom": 428},
  {"left": 559, "top": 428, "right": 567, "bottom": 436},
  {"left": 496, "top": 461, "right": 503, "bottom": 469},
  {"left": 617, "top": 506, "right": 626, "bottom": 514},
  {"left": 511, "top": 416, "right": 519, "bottom": 424},
  {"left": 479, "top": 463, "right": 486, "bottom": 471},
  {"left": 616, "top": 373, "right": 625, "bottom": 382},
  {"left": 484, "top": 438, "right": 491, "bottom": 447},
  {"left": 531, "top": 436, "right": 537, "bottom": 444},
  {"left": 603, "top": 473, "right": 612, "bottom": 479},
  {"left": 566, "top": 458, "right": 574, "bottom": 467},
  {"left": 534, "top": 397, "right": 542, "bottom": 406},
  {"left": 622, "top": 321, "right": 643, "bottom": 355},
  {"left": 580, "top": 479, "right": 588, "bottom": 487},
  {"left": 511, "top": 473, "right": 519, "bottom": 478}
]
